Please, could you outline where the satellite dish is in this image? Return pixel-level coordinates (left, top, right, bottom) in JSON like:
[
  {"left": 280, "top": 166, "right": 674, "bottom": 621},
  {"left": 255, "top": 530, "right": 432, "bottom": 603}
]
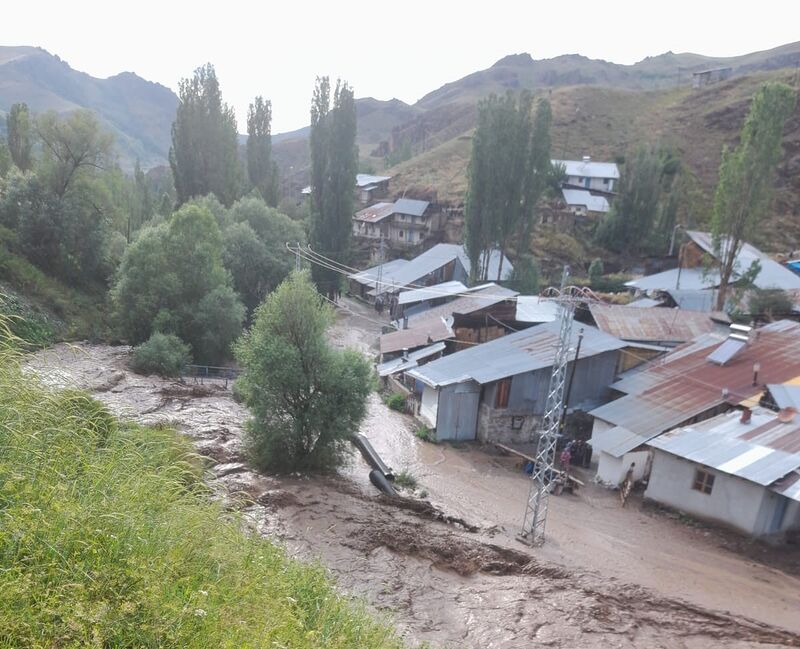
[{"left": 777, "top": 407, "right": 797, "bottom": 423}]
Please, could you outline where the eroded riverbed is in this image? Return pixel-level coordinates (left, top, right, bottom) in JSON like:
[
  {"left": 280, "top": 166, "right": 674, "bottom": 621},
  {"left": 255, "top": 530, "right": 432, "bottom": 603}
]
[{"left": 26, "top": 304, "right": 800, "bottom": 647}]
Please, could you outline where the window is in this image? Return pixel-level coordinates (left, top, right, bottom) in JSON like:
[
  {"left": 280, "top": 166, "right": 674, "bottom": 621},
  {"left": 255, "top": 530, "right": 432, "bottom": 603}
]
[
  {"left": 603, "top": 178, "right": 609, "bottom": 185},
  {"left": 692, "top": 468, "right": 715, "bottom": 495},
  {"left": 418, "top": 232, "right": 424, "bottom": 241},
  {"left": 495, "top": 378, "right": 511, "bottom": 409},
  {"left": 398, "top": 230, "right": 404, "bottom": 239}
]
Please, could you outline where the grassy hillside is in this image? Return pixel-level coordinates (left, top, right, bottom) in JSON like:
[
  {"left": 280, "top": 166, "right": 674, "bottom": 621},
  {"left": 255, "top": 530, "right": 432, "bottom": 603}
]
[
  {"left": 0, "top": 46, "right": 178, "bottom": 170},
  {"left": 0, "top": 335, "right": 403, "bottom": 648}
]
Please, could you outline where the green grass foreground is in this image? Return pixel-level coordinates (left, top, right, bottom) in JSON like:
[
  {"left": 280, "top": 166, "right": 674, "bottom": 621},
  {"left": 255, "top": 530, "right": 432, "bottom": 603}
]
[{"left": 0, "top": 340, "right": 404, "bottom": 648}]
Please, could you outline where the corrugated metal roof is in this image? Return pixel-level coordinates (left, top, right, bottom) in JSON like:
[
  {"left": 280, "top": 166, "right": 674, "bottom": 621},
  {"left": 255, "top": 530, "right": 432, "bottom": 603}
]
[
  {"left": 686, "top": 231, "right": 800, "bottom": 291},
  {"left": 405, "top": 284, "right": 518, "bottom": 328},
  {"left": 662, "top": 289, "right": 720, "bottom": 312},
  {"left": 767, "top": 384, "right": 800, "bottom": 410},
  {"left": 626, "top": 268, "right": 721, "bottom": 291},
  {"left": 356, "top": 173, "right": 391, "bottom": 188},
  {"left": 397, "top": 281, "right": 467, "bottom": 306},
  {"left": 380, "top": 318, "right": 453, "bottom": 355},
  {"left": 408, "top": 321, "right": 625, "bottom": 388},
  {"left": 348, "top": 258, "right": 409, "bottom": 287},
  {"left": 561, "top": 188, "right": 610, "bottom": 213},
  {"left": 589, "top": 304, "right": 728, "bottom": 345},
  {"left": 456, "top": 247, "right": 514, "bottom": 283},
  {"left": 552, "top": 158, "right": 620, "bottom": 180},
  {"left": 649, "top": 407, "right": 800, "bottom": 502},
  {"left": 354, "top": 202, "right": 395, "bottom": 223},
  {"left": 393, "top": 198, "right": 430, "bottom": 217},
  {"left": 628, "top": 297, "right": 662, "bottom": 308},
  {"left": 515, "top": 296, "right": 560, "bottom": 323},
  {"left": 591, "top": 320, "right": 800, "bottom": 455},
  {"left": 377, "top": 342, "right": 446, "bottom": 377}
]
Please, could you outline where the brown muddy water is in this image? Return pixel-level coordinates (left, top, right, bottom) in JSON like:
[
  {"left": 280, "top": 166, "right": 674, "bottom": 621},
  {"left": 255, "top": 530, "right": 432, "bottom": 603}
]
[{"left": 26, "top": 300, "right": 800, "bottom": 648}]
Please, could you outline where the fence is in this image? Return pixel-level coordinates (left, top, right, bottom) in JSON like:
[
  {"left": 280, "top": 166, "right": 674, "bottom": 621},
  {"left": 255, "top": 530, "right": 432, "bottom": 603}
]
[{"left": 182, "top": 364, "right": 240, "bottom": 389}]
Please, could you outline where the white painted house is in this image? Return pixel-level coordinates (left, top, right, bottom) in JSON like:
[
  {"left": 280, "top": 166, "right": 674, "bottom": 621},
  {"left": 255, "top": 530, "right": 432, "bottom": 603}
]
[
  {"left": 645, "top": 407, "right": 800, "bottom": 537},
  {"left": 552, "top": 156, "right": 620, "bottom": 192}
]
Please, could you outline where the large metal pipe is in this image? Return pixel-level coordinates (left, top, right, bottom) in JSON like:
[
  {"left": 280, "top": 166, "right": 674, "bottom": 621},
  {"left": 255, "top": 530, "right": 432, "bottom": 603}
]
[
  {"left": 353, "top": 433, "right": 395, "bottom": 481},
  {"left": 369, "top": 469, "right": 398, "bottom": 497}
]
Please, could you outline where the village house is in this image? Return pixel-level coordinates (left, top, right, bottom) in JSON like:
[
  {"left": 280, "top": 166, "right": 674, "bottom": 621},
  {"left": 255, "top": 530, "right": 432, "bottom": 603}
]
[
  {"left": 560, "top": 187, "right": 610, "bottom": 217},
  {"left": 407, "top": 322, "right": 625, "bottom": 444},
  {"left": 589, "top": 320, "right": 800, "bottom": 486},
  {"left": 645, "top": 406, "right": 800, "bottom": 537},
  {"left": 552, "top": 156, "right": 620, "bottom": 193},
  {"left": 581, "top": 303, "right": 730, "bottom": 372},
  {"left": 346, "top": 243, "right": 513, "bottom": 303},
  {"left": 392, "top": 280, "right": 468, "bottom": 320},
  {"left": 379, "top": 317, "right": 453, "bottom": 361},
  {"left": 626, "top": 230, "right": 800, "bottom": 296},
  {"left": 301, "top": 173, "right": 391, "bottom": 204},
  {"left": 352, "top": 198, "right": 445, "bottom": 249},
  {"left": 692, "top": 67, "right": 733, "bottom": 88}
]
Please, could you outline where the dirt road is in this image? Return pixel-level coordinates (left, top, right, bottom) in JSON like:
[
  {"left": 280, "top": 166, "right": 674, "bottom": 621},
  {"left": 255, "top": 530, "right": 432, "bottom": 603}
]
[{"left": 26, "top": 301, "right": 800, "bottom": 648}]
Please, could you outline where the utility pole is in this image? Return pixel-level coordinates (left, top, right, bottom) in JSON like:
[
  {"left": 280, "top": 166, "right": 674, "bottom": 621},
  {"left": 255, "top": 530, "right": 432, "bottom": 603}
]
[
  {"left": 295, "top": 242, "right": 302, "bottom": 271},
  {"left": 521, "top": 266, "right": 576, "bottom": 545}
]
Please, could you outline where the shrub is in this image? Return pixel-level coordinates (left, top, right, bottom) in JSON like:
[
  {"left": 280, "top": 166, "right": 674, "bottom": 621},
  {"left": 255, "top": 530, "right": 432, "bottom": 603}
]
[
  {"left": 394, "top": 469, "right": 418, "bottom": 490},
  {"left": 415, "top": 424, "right": 435, "bottom": 443},
  {"left": 130, "top": 332, "right": 192, "bottom": 377},
  {"left": 385, "top": 393, "right": 406, "bottom": 412}
]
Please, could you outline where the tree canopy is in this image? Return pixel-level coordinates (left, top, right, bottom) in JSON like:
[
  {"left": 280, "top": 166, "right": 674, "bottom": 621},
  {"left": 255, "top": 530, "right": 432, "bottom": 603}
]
[
  {"left": 112, "top": 203, "right": 245, "bottom": 362},
  {"left": 6, "top": 103, "right": 33, "bottom": 172},
  {"left": 169, "top": 64, "right": 242, "bottom": 207},
  {"left": 246, "top": 96, "right": 278, "bottom": 206},
  {"left": 711, "top": 82, "right": 796, "bottom": 310},
  {"left": 308, "top": 77, "right": 357, "bottom": 298},
  {"left": 235, "top": 271, "right": 372, "bottom": 472}
]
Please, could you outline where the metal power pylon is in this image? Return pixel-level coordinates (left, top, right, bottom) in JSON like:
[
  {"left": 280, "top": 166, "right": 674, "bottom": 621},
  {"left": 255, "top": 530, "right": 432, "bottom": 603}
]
[{"left": 520, "top": 267, "right": 577, "bottom": 545}]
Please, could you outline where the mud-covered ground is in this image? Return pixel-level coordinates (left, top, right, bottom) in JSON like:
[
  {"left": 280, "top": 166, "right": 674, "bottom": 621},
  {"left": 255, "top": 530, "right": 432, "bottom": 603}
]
[{"left": 27, "top": 298, "right": 800, "bottom": 648}]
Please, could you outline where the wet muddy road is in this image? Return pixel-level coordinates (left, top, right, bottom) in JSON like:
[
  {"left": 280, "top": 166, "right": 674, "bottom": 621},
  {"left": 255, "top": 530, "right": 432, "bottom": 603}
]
[{"left": 27, "top": 301, "right": 800, "bottom": 648}]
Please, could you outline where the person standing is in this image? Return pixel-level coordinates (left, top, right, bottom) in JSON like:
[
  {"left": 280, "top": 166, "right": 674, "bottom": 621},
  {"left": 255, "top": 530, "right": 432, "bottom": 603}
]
[{"left": 619, "top": 462, "right": 636, "bottom": 507}]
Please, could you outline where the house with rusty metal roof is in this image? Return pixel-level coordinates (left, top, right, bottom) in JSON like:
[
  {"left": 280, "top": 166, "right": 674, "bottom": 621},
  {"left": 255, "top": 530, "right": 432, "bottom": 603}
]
[
  {"left": 583, "top": 304, "right": 730, "bottom": 371},
  {"left": 645, "top": 406, "right": 800, "bottom": 537},
  {"left": 407, "top": 322, "right": 625, "bottom": 444},
  {"left": 589, "top": 320, "right": 800, "bottom": 486}
]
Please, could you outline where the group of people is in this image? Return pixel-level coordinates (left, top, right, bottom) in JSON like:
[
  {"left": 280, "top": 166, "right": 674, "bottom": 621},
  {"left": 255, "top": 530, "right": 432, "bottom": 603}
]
[{"left": 559, "top": 438, "right": 592, "bottom": 471}]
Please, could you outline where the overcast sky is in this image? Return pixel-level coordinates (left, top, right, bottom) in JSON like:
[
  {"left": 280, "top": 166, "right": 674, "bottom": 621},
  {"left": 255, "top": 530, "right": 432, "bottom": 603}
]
[{"left": 3, "top": 0, "right": 799, "bottom": 133}]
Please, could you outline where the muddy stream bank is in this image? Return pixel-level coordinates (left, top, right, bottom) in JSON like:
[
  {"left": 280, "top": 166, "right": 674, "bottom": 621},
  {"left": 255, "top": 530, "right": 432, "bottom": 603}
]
[{"left": 26, "top": 301, "right": 800, "bottom": 648}]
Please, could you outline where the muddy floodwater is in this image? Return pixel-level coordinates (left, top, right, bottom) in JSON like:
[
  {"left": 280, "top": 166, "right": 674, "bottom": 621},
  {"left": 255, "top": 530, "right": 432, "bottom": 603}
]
[{"left": 27, "top": 298, "right": 800, "bottom": 648}]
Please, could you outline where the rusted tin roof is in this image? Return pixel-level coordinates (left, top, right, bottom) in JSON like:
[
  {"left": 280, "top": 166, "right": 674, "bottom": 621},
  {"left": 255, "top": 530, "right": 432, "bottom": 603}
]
[
  {"left": 591, "top": 321, "right": 800, "bottom": 455},
  {"left": 380, "top": 317, "right": 453, "bottom": 355},
  {"left": 589, "top": 304, "right": 729, "bottom": 345}
]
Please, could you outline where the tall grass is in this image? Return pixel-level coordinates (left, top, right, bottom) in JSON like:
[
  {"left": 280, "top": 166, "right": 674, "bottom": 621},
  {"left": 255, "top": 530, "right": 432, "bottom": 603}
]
[{"left": 0, "top": 320, "right": 404, "bottom": 648}]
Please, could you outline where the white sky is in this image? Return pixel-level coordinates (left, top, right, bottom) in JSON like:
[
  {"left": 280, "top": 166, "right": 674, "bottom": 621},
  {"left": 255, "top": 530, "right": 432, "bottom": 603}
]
[{"left": 3, "top": 0, "right": 799, "bottom": 133}]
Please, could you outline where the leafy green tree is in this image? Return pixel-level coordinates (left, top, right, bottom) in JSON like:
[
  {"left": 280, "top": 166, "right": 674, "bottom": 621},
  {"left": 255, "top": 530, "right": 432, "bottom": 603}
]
[
  {"left": 711, "top": 83, "right": 796, "bottom": 310},
  {"left": 6, "top": 103, "right": 33, "bottom": 172},
  {"left": 246, "top": 96, "right": 278, "bottom": 206},
  {"left": 748, "top": 288, "right": 794, "bottom": 321},
  {"left": 594, "top": 145, "right": 680, "bottom": 256},
  {"left": 169, "top": 64, "right": 242, "bottom": 207},
  {"left": 308, "top": 77, "right": 357, "bottom": 298},
  {"left": 0, "top": 136, "right": 11, "bottom": 178},
  {"left": 36, "top": 110, "right": 113, "bottom": 198},
  {"left": 112, "top": 204, "right": 245, "bottom": 362},
  {"left": 465, "top": 92, "right": 552, "bottom": 282},
  {"left": 235, "top": 271, "right": 372, "bottom": 472},
  {"left": 588, "top": 258, "right": 604, "bottom": 286},
  {"left": 130, "top": 332, "right": 192, "bottom": 377},
  {"left": 223, "top": 198, "right": 305, "bottom": 314},
  {"left": 507, "top": 254, "right": 540, "bottom": 294}
]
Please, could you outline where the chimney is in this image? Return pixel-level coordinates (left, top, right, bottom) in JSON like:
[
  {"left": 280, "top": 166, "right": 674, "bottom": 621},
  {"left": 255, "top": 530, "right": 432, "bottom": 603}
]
[
  {"left": 402, "top": 348, "right": 409, "bottom": 361},
  {"left": 582, "top": 155, "right": 591, "bottom": 163},
  {"left": 740, "top": 407, "right": 752, "bottom": 424},
  {"left": 403, "top": 315, "right": 409, "bottom": 330}
]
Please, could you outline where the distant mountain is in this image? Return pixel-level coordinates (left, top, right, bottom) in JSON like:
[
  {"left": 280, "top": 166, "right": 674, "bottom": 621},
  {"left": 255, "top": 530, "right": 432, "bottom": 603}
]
[
  {"left": 0, "top": 46, "right": 178, "bottom": 170},
  {"left": 273, "top": 41, "right": 800, "bottom": 198}
]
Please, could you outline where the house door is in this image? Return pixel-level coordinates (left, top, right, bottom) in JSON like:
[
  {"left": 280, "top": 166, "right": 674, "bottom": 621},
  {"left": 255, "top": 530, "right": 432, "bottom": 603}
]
[
  {"left": 453, "top": 386, "right": 480, "bottom": 441},
  {"left": 584, "top": 177, "right": 591, "bottom": 188}
]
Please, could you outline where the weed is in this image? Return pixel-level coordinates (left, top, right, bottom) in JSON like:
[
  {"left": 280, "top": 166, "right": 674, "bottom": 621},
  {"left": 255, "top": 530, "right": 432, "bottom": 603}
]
[
  {"left": 384, "top": 392, "right": 406, "bottom": 412},
  {"left": 415, "top": 424, "right": 436, "bottom": 443},
  {"left": 394, "top": 469, "right": 418, "bottom": 490}
]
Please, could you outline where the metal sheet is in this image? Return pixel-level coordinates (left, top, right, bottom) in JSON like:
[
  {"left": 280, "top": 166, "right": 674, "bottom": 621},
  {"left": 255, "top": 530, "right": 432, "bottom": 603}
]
[
  {"left": 766, "top": 384, "right": 800, "bottom": 410},
  {"left": 707, "top": 338, "right": 746, "bottom": 365},
  {"left": 589, "top": 304, "right": 727, "bottom": 344},
  {"left": 397, "top": 281, "right": 467, "bottom": 305}
]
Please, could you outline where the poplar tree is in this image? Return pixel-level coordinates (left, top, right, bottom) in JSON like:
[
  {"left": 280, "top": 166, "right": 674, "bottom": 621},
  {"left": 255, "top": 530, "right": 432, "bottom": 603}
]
[
  {"left": 246, "top": 96, "right": 278, "bottom": 206},
  {"left": 465, "top": 91, "right": 550, "bottom": 282},
  {"left": 308, "top": 77, "right": 357, "bottom": 298},
  {"left": 6, "top": 103, "right": 33, "bottom": 172},
  {"left": 711, "top": 82, "right": 796, "bottom": 310},
  {"left": 169, "top": 64, "right": 242, "bottom": 207}
]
